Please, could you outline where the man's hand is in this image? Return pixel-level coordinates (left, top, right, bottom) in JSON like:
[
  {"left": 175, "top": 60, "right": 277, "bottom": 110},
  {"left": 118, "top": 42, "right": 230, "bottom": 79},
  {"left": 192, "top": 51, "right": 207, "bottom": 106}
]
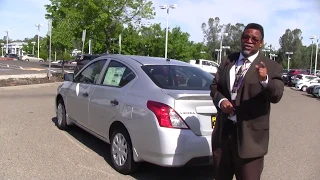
[
  {"left": 220, "top": 99, "right": 235, "bottom": 115},
  {"left": 255, "top": 61, "right": 268, "bottom": 81}
]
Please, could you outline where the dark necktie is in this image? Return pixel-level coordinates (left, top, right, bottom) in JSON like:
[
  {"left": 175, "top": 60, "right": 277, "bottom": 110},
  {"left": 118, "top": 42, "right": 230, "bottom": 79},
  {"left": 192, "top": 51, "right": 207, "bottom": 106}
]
[{"left": 231, "top": 58, "right": 250, "bottom": 94}]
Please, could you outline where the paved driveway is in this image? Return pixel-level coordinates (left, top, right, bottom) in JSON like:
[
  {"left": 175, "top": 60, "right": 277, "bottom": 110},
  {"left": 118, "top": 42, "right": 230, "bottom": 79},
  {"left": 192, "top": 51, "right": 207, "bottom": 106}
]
[
  {"left": 0, "top": 85, "right": 319, "bottom": 180},
  {"left": 0, "top": 61, "right": 73, "bottom": 75}
]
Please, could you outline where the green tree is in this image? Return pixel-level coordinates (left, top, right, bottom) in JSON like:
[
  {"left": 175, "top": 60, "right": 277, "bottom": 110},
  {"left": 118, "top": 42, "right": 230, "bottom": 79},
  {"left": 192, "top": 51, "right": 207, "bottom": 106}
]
[
  {"left": 279, "top": 28, "right": 304, "bottom": 68},
  {"left": 45, "top": 0, "right": 155, "bottom": 54}
]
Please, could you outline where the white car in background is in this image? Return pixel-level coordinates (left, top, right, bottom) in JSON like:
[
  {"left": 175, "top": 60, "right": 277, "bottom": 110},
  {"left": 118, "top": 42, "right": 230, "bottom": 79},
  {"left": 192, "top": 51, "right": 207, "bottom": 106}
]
[
  {"left": 295, "top": 78, "right": 320, "bottom": 91},
  {"left": 189, "top": 59, "right": 218, "bottom": 75},
  {"left": 292, "top": 74, "right": 317, "bottom": 86},
  {"left": 21, "top": 54, "right": 44, "bottom": 62}
]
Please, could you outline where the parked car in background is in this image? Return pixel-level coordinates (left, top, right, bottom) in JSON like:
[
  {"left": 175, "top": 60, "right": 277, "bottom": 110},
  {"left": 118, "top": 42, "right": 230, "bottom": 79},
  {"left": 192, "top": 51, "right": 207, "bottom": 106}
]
[
  {"left": 292, "top": 74, "right": 317, "bottom": 89},
  {"left": 295, "top": 78, "right": 320, "bottom": 92},
  {"left": 73, "top": 54, "right": 102, "bottom": 75},
  {"left": 312, "top": 85, "right": 320, "bottom": 97},
  {"left": 285, "top": 69, "right": 309, "bottom": 86},
  {"left": 282, "top": 69, "right": 288, "bottom": 80},
  {"left": 306, "top": 85, "right": 320, "bottom": 95},
  {"left": 189, "top": 59, "right": 218, "bottom": 75},
  {"left": 55, "top": 55, "right": 216, "bottom": 175},
  {"left": 21, "top": 54, "right": 44, "bottom": 62},
  {"left": 5, "top": 53, "right": 20, "bottom": 60}
]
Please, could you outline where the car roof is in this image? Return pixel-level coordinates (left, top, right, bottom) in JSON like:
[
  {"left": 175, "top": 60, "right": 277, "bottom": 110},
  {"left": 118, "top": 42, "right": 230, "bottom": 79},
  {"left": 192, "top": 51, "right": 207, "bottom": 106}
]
[{"left": 100, "top": 54, "right": 192, "bottom": 66}]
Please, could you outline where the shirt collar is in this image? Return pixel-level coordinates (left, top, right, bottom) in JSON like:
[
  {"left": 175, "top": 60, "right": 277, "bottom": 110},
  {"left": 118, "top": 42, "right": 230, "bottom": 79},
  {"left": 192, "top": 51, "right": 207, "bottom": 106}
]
[{"left": 239, "top": 51, "right": 259, "bottom": 62}]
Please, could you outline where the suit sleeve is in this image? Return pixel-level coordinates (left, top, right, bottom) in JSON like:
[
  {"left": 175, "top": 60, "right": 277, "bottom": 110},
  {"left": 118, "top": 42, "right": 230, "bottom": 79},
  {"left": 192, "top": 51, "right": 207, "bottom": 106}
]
[
  {"left": 210, "top": 59, "right": 227, "bottom": 109},
  {"left": 265, "top": 62, "right": 284, "bottom": 103}
]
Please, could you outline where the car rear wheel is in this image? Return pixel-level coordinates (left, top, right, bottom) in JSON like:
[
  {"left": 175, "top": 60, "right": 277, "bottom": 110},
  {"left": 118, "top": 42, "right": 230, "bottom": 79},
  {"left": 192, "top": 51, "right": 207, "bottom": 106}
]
[
  {"left": 110, "top": 127, "right": 139, "bottom": 175},
  {"left": 56, "top": 99, "right": 68, "bottom": 130},
  {"left": 39, "top": 60, "right": 43, "bottom": 63},
  {"left": 301, "top": 86, "right": 307, "bottom": 92}
]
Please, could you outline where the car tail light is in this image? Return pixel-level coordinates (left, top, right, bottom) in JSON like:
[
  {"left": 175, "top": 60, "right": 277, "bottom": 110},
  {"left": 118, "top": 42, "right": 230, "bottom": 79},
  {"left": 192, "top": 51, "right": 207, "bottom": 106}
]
[{"left": 146, "top": 101, "right": 189, "bottom": 129}]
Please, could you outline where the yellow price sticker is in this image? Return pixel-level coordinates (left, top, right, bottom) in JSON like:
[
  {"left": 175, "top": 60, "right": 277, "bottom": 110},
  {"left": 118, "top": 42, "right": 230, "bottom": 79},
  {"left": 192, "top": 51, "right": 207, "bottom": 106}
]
[{"left": 211, "top": 116, "right": 216, "bottom": 128}]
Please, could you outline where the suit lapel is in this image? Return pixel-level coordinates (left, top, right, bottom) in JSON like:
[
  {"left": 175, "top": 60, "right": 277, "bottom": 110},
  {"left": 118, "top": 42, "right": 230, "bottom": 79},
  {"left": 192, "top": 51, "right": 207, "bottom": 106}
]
[
  {"left": 243, "top": 52, "right": 263, "bottom": 82},
  {"left": 226, "top": 52, "right": 240, "bottom": 93},
  {"left": 236, "top": 51, "right": 263, "bottom": 103}
]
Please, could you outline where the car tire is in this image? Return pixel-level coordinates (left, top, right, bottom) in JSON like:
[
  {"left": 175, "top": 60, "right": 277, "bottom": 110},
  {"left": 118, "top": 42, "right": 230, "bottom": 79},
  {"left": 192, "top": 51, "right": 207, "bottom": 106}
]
[
  {"left": 301, "top": 86, "right": 307, "bottom": 92},
  {"left": 39, "top": 60, "right": 43, "bottom": 63},
  {"left": 110, "top": 127, "right": 139, "bottom": 175},
  {"left": 56, "top": 99, "right": 68, "bottom": 130},
  {"left": 25, "top": 59, "right": 29, "bottom": 61}
]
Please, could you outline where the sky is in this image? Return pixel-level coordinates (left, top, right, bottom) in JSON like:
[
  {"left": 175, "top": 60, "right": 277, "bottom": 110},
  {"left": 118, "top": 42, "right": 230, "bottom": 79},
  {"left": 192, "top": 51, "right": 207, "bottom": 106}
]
[{"left": 0, "top": 0, "right": 319, "bottom": 50}]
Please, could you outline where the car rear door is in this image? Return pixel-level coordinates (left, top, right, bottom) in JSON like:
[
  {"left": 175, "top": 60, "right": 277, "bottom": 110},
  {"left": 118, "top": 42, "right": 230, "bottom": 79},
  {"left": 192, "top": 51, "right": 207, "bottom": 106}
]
[{"left": 89, "top": 59, "right": 137, "bottom": 138}]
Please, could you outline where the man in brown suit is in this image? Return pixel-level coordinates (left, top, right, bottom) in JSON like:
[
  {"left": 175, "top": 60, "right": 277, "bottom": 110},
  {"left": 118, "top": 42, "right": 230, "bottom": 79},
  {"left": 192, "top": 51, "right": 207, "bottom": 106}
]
[{"left": 210, "top": 23, "right": 284, "bottom": 180}]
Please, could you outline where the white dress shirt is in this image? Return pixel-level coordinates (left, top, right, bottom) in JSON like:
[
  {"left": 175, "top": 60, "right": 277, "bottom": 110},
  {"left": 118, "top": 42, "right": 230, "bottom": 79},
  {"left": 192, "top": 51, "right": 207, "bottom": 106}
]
[{"left": 218, "top": 51, "right": 268, "bottom": 123}]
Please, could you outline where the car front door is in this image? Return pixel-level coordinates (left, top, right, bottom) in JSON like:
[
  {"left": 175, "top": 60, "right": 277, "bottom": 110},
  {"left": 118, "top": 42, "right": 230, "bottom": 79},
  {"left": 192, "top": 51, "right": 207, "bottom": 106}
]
[
  {"left": 66, "top": 59, "right": 107, "bottom": 128},
  {"left": 89, "top": 59, "right": 136, "bottom": 138}
]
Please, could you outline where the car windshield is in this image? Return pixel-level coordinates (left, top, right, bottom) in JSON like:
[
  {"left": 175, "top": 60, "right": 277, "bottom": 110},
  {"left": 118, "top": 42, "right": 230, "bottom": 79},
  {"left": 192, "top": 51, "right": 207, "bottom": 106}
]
[{"left": 141, "top": 65, "right": 214, "bottom": 90}]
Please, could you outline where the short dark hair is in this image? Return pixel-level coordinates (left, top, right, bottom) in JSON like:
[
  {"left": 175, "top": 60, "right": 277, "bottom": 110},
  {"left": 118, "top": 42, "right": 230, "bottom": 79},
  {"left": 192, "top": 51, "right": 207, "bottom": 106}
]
[{"left": 243, "top": 23, "right": 264, "bottom": 40}]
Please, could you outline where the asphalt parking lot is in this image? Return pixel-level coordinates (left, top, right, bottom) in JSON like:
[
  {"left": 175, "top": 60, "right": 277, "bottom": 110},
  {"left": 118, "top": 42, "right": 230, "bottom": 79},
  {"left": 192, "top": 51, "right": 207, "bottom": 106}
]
[
  {"left": 0, "top": 60, "right": 74, "bottom": 75},
  {"left": 0, "top": 84, "right": 319, "bottom": 180}
]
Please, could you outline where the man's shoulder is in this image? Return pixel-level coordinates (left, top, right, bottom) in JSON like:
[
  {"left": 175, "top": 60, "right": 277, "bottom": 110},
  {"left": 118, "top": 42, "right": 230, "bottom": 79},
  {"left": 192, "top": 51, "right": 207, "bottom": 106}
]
[
  {"left": 260, "top": 56, "right": 283, "bottom": 70},
  {"left": 222, "top": 52, "right": 240, "bottom": 63}
]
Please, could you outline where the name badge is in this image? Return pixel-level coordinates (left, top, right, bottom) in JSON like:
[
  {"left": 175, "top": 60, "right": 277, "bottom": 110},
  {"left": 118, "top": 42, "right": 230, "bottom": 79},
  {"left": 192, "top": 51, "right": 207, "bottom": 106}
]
[{"left": 231, "top": 93, "right": 237, "bottom": 100}]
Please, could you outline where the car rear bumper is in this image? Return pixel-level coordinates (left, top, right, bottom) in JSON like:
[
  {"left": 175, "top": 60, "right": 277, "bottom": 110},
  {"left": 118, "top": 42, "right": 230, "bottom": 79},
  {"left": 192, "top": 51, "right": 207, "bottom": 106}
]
[{"left": 134, "top": 127, "right": 212, "bottom": 167}]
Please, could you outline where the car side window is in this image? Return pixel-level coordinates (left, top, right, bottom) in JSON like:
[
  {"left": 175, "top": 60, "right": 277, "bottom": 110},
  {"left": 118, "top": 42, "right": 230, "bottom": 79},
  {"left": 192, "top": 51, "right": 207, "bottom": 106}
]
[
  {"left": 75, "top": 60, "right": 107, "bottom": 84},
  {"left": 101, "top": 60, "right": 135, "bottom": 87}
]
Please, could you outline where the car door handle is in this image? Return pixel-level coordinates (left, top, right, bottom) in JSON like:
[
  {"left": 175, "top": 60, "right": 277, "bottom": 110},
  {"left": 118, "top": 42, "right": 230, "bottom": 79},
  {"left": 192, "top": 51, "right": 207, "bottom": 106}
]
[
  {"left": 110, "top": 99, "right": 119, "bottom": 106},
  {"left": 83, "top": 92, "right": 89, "bottom": 97}
]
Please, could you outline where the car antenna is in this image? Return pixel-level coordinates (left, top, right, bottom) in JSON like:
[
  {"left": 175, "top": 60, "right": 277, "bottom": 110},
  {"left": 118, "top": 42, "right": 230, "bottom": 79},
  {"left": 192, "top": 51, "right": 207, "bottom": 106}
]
[{"left": 166, "top": 57, "right": 170, "bottom": 62}]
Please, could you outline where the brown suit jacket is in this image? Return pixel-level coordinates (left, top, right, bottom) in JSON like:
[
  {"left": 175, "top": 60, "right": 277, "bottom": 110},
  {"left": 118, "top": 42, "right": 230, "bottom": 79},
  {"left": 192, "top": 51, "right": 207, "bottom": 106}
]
[{"left": 210, "top": 51, "right": 284, "bottom": 159}]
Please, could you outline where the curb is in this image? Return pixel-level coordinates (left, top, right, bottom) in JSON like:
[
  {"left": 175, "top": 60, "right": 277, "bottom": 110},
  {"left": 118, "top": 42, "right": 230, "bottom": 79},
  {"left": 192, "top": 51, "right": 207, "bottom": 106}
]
[
  {"left": 0, "top": 73, "right": 48, "bottom": 80},
  {"left": 0, "top": 82, "right": 63, "bottom": 91}
]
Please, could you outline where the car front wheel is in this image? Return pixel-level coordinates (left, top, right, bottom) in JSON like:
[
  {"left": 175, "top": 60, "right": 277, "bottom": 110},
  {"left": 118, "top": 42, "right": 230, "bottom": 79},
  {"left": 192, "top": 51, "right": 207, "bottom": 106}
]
[
  {"left": 110, "top": 127, "right": 139, "bottom": 175},
  {"left": 56, "top": 99, "right": 68, "bottom": 130}
]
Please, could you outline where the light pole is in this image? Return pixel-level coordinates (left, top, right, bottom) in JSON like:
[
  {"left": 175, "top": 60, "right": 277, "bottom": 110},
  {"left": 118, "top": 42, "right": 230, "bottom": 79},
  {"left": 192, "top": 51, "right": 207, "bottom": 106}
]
[
  {"left": 267, "top": 44, "right": 272, "bottom": 59},
  {"left": 285, "top": 52, "right": 293, "bottom": 72},
  {"left": 1, "top": 43, "right": 4, "bottom": 57},
  {"left": 215, "top": 49, "right": 220, "bottom": 63},
  {"left": 4, "top": 30, "right": 9, "bottom": 54},
  {"left": 48, "top": 18, "right": 53, "bottom": 79},
  {"left": 262, "top": 49, "right": 270, "bottom": 56},
  {"left": 35, "top": 24, "right": 42, "bottom": 58},
  {"left": 218, "top": 32, "right": 228, "bottom": 64},
  {"left": 222, "top": 46, "right": 230, "bottom": 57},
  {"left": 159, "top": 4, "right": 177, "bottom": 59},
  {"left": 309, "top": 36, "right": 315, "bottom": 73},
  {"left": 31, "top": 41, "right": 36, "bottom": 55},
  {"left": 314, "top": 37, "right": 319, "bottom": 76},
  {"left": 271, "top": 47, "right": 277, "bottom": 61}
]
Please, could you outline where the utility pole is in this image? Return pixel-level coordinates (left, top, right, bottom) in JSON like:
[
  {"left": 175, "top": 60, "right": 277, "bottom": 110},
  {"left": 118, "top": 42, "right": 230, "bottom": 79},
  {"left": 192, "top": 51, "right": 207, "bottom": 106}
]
[
  {"left": 35, "top": 24, "right": 42, "bottom": 58},
  {"left": 285, "top": 52, "right": 293, "bottom": 72},
  {"left": 48, "top": 19, "right": 52, "bottom": 80},
  {"left": 4, "top": 30, "right": 9, "bottom": 54}
]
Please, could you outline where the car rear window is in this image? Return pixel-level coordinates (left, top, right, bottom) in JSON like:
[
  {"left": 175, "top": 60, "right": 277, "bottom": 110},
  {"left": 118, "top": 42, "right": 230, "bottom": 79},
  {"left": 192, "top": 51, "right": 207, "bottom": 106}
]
[{"left": 141, "top": 65, "right": 214, "bottom": 90}]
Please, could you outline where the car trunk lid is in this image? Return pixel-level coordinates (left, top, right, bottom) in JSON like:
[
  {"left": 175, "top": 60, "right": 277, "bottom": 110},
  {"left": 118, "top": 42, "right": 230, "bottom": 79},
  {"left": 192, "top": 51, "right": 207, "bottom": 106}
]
[{"left": 162, "top": 89, "right": 217, "bottom": 136}]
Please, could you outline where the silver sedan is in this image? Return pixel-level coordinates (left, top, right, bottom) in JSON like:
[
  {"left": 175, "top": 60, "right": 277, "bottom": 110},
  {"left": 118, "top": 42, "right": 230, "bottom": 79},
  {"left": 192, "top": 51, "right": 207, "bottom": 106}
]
[{"left": 55, "top": 54, "right": 217, "bottom": 175}]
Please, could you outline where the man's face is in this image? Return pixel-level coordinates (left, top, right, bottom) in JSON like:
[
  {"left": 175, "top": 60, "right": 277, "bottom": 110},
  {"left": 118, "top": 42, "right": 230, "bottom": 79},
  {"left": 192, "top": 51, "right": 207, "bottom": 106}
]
[{"left": 241, "top": 29, "right": 263, "bottom": 57}]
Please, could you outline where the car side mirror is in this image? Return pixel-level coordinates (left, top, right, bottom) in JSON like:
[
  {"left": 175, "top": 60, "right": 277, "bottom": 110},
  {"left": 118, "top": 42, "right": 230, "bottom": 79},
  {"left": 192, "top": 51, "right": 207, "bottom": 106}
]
[{"left": 63, "top": 73, "right": 74, "bottom": 81}]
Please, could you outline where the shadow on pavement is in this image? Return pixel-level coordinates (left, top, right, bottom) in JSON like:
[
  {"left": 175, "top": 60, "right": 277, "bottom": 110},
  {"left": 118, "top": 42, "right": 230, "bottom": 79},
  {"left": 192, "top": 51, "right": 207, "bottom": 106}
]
[{"left": 51, "top": 117, "right": 215, "bottom": 180}]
